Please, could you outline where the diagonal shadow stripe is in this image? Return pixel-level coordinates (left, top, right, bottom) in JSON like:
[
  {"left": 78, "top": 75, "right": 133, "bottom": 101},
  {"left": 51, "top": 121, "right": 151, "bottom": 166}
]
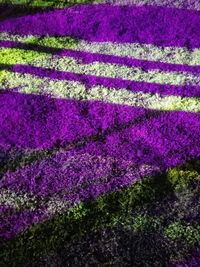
[
  {"left": 2, "top": 63, "right": 200, "bottom": 98},
  {"left": 0, "top": 105, "right": 162, "bottom": 177},
  {"left": 0, "top": 40, "right": 62, "bottom": 54},
  {"left": 2, "top": 40, "right": 200, "bottom": 75},
  {"left": 0, "top": 40, "right": 78, "bottom": 54}
]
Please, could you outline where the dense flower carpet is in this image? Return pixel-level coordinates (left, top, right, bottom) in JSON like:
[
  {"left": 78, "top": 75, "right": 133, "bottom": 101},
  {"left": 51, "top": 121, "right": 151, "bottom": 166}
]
[{"left": 0, "top": 0, "right": 200, "bottom": 266}]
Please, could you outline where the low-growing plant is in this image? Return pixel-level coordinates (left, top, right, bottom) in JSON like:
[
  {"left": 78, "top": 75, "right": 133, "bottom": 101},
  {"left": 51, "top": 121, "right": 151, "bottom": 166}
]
[{"left": 165, "top": 222, "right": 200, "bottom": 246}]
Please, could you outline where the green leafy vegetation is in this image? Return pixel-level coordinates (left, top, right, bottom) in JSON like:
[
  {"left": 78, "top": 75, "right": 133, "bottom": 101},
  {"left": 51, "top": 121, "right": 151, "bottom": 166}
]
[
  {"left": 0, "top": 0, "right": 102, "bottom": 8},
  {"left": 0, "top": 157, "right": 199, "bottom": 267},
  {"left": 167, "top": 168, "right": 198, "bottom": 192},
  {"left": 165, "top": 222, "right": 200, "bottom": 246},
  {"left": 130, "top": 215, "right": 161, "bottom": 231}
]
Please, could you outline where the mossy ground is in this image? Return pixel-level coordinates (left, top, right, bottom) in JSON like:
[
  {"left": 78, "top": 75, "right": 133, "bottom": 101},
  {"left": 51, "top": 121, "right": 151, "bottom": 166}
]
[
  {"left": 0, "top": 155, "right": 199, "bottom": 266},
  {"left": 0, "top": 0, "right": 101, "bottom": 8}
]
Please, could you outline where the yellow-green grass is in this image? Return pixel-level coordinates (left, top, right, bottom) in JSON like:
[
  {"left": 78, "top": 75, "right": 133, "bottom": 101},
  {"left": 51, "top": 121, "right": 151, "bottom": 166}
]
[
  {"left": 0, "top": 0, "right": 102, "bottom": 8},
  {"left": 2, "top": 32, "right": 200, "bottom": 66},
  {"left": 0, "top": 36, "right": 77, "bottom": 82}
]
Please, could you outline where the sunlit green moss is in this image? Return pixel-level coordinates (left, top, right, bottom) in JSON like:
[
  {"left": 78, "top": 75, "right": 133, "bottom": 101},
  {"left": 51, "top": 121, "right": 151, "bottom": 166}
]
[
  {"left": 0, "top": 35, "right": 77, "bottom": 82},
  {"left": 130, "top": 215, "right": 161, "bottom": 231},
  {"left": 2, "top": 0, "right": 101, "bottom": 8},
  {"left": 66, "top": 202, "right": 87, "bottom": 220},
  {"left": 37, "top": 36, "right": 78, "bottom": 49},
  {"left": 0, "top": 36, "right": 77, "bottom": 66},
  {"left": 0, "top": 48, "right": 46, "bottom": 65},
  {"left": 165, "top": 222, "right": 200, "bottom": 246},
  {"left": 167, "top": 168, "right": 198, "bottom": 192},
  {"left": 0, "top": 70, "right": 10, "bottom": 84}
]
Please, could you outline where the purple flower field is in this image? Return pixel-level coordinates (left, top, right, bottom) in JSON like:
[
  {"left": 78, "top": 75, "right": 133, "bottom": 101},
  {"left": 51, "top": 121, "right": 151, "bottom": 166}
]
[{"left": 0, "top": 1, "right": 200, "bottom": 266}]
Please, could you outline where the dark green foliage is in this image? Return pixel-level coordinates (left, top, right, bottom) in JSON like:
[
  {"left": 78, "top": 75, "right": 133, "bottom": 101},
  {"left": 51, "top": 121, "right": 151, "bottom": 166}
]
[{"left": 0, "top": 157, "right": 199, "bottom": 266}]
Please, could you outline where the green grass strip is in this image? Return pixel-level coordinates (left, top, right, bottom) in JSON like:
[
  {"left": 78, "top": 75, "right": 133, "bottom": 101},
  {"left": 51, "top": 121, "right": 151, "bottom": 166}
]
[
  {"left": 165, "top": 222, "right": 200, "bottom": 246},
  {"left": 2, "top": 32, "right": 200, "bottom": 66},
  {"left": 0, "top": 0, "right": 102, "bottom": 8},
  {"left": 0, "top": 36, "right": 77, "bottom": 83}
]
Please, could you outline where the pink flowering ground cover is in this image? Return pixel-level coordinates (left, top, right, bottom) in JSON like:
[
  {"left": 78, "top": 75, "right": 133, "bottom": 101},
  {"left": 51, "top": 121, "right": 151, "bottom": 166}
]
[{"left": 0, "top": 1, "right": 200, "bottom": 266}]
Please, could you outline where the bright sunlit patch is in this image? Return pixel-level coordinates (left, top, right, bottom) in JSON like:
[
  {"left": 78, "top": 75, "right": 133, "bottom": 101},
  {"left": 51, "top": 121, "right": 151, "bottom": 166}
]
[{"left": 1, "top": 71, "right": 200, "bottom": 113}]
